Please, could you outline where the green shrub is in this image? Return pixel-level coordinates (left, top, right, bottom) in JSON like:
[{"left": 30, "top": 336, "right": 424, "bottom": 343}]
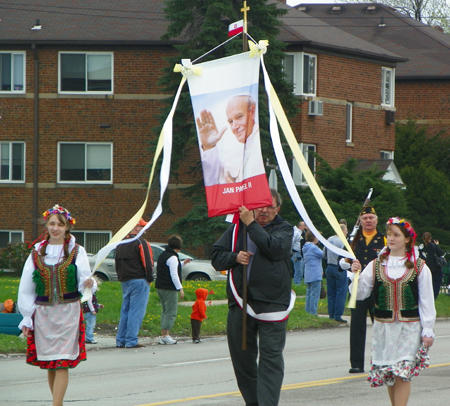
[{"left": 0, "top": 242, "right": 32, "bottom": 276}]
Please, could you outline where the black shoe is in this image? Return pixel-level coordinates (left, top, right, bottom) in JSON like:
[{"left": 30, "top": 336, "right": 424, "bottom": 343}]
[
  {"left": 349, "top": 367, "right": 365, "bottom": 373},
  {"left": 335, "top": 318, "right": 348, "bottom": 323}
]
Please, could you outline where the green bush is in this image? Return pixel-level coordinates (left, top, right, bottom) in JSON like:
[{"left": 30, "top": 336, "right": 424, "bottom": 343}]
[{"left": 0, "top": 242, "right": 31, "bottom": 276}]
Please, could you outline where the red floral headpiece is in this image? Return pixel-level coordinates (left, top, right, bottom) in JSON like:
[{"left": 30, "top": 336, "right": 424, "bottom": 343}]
[
  {"left": 386, "top": 217, "right": 417, "bottom": 264},
  {"left": 43, "top": 204, "right": 76, "bottom": 225},
  {"left": 386, "top": 217, "right": 416, "bottom": 239}
]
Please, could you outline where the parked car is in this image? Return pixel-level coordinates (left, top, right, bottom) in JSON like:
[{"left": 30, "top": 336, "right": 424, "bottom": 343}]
[{"left": 87, "top": 242, "right": 228, "bottom": 282}]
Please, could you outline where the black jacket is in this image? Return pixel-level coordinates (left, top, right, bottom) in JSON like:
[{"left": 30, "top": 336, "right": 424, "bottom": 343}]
[
  {"left": 211, "top": 215, "right": 293, "bottom": 314},
  {"left": 354, "top": 231, "right": 385, "bottom": 269},
  {"left": 419, "top": 242, "right": 443, "bottom": 273},
  {"left": 155, "top": 248, "right": 182, "bottom": 291},
  {"left": 115, "top": 235, "right": 153, "bottom": 283}
]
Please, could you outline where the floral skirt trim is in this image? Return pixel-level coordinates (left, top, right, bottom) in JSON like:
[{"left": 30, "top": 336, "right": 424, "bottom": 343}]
[
  {"left": 26, "top": 308, "right": 87, "bottom": 370},
  {"left": 367, "top": 345, "right": 430, "bottom": 387}
]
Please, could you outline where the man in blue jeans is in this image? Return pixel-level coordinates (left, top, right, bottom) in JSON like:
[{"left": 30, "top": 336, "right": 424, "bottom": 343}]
[
  {"left": 115, "top": 219, "right": 153, "bottom": 348},
  {"left": 323, "top": 224, "right": 348, "bottom": 323}
]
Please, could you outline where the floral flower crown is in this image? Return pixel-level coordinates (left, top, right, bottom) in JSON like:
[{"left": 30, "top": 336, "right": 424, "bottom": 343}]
[
  {"left": 386, "top": 217, "right": 416, "bottom": 239},
  {"left": 43, "top": 204, "right": 76, "bottom": 225}
]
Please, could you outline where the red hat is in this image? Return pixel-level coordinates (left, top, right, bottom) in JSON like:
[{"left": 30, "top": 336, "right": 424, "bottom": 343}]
[{"left": 137, "top": 218, "right": 148, "bottom": 227}]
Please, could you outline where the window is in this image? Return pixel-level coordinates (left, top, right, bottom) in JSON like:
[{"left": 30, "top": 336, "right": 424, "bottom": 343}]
[
  {"left": 0, "top": 230, "right": 23, "bottom": 248},
  {"left": 381, "top": 67, "right": 395, "bottom": 107},
  {"left": 59, "top": 52, "right": 113, "bottom": 93},
  {"left": 71, "top": 231, "right": 111, "bottom": 254},
  {"left": 58, "top": 142, "right": 112, "bottom": 183},
  {"left": 346, "top": 103, "right": 352, "bottom": 143},
  {"left": 283, "top": 53, "right": 317, "bottom": 96},
  {"left": 380, "top": 150, "right": 394, "bottom": 160},
  {"left": 0, "top": 142, "right": 25, "bottom": 182},
  {"left": 0, "top": 52, "right": 25, "bottom": 93},
  {"left": 292, "top": 143, "right": 316, "bottom": 186}
]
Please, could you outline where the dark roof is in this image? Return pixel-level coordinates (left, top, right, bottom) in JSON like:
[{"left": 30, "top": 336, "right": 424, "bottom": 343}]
[
  {"left": 0, "top": 0, "right": 405, "bottom": 64},
  {"left": 295, "top": 3, "right": 450, "bottom": 79},
  {"left": 0, "top": 0, "right": 172, "bottom": 45},
  {"left": 275, "top": 0, "right": 406, "bottom": 63}
]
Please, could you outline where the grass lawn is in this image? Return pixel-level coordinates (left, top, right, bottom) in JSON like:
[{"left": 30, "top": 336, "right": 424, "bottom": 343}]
[{"left": 2, "top": 277, "right": 449, "bottom": 354}]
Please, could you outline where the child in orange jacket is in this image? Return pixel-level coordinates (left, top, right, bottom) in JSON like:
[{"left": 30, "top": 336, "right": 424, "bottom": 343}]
[{"left": 190, "top": 288, "right": 208, "bottom": 343}]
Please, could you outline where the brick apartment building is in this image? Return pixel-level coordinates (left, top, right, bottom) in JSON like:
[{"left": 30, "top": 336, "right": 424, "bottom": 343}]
[{"left": 0, "top": 0, "right": 409, "bottom": 255}]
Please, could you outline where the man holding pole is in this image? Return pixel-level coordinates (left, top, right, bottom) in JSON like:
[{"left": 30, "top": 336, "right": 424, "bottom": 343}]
[{"left": 211, "top": 189, "right": 293, "bottom": 406}]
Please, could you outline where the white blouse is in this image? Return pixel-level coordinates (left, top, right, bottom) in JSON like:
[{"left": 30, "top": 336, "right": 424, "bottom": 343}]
[
  {"left": 18, "top": 236, "right": 94, "bottom": 330},
  {"left": 349, "top": 254, "right": 436, "bottom": 338}
]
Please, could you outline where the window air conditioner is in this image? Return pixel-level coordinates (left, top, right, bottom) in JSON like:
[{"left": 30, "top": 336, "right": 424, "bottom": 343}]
[{"left": 308, "top": 100, "right": 323, "bottom": 116}]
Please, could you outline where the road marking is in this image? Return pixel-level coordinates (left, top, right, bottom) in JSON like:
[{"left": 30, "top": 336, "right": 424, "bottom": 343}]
[
  {"left": 161, "top": 357, "right": 231, "bottom": 367},
  {"left": 137, "top": 363, "right": 450, "bottom": 406}
]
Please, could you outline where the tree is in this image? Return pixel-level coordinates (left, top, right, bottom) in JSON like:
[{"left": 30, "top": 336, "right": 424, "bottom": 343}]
[
  {"left": 280, "top": 157, "right": 408, "bottom": 238},
  {"left": 158, "top": 0, "right": 298, "bottom": 251},
  {"left": 395, "top": 120, "right": 450, "bottom": 245}
]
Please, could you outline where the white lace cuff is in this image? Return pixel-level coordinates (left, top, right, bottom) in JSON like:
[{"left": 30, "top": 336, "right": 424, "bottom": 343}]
[
  {"left": 18, "top": 316, "right": 33, "bottom": 330},
  {"left": 421, "top": 328, "right": 435, "bottom": 338}
]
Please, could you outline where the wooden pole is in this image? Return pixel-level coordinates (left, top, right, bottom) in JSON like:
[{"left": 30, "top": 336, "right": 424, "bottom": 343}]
[{"left": 240, "top": 0, "right": 250, "bottom": 351}]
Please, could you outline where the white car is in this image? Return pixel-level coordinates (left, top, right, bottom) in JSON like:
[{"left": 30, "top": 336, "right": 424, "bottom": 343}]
[{"left": 87, "top": 242, "right": 228, "bottom": 282}]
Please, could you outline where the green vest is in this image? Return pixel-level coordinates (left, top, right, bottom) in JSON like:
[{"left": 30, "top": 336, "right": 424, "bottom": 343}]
[
  {"left": 32, "top": 244, "right": 80, "bottom": 305},
  {"left": 373, "top": 258, "right": 424, "bottom": 323}
]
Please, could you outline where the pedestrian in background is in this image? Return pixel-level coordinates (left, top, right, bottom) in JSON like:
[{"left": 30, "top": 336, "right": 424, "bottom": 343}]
[
  {"left": 419, "top": 232, "right": 444, "bottom": 299},
  {"left": 82, "top": 277, "right": 104, "bottom": 344},
  {"left": 115, "top": 218, "right": 153, "bottom": 349},
  {"left": 156, "top": 235, "right": 191, "bottom": 345},
  {"left": 303, "top": 230, "right": 324, "bottom": 316},
  {"left": 190, "top": 288, "right": 208, "bottom": 343},
  {"left": 323, "top": 224, "right": 348, "bottom": 323}
]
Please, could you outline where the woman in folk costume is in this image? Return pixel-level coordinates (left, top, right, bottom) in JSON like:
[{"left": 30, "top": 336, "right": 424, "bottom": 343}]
[
  {"left": 349, "top": 218, "right": 435, "bottom": 406},
  {"left": 18, "top": 204, "right": 95, "bottom": 406}
]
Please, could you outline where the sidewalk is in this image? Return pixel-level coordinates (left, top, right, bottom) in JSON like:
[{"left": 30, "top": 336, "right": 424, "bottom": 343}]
[{"left": 86, "top": 298, "right": 351, "bottom": 352}]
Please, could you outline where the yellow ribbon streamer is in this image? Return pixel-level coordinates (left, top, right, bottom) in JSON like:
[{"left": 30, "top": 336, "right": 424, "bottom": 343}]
[{"left": 348, "top": 271, "right": 360, "bottom": 309}]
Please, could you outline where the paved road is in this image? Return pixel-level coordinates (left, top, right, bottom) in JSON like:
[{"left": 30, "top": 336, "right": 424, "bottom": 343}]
[{"left": 2, "top": 317, "right": 450, "bottom": 406}]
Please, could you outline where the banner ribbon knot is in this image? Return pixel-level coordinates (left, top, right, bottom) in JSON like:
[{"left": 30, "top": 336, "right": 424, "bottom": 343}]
[
  {"left": 173, "top": 59, "right": 202, "bottom": 77},
  {"left": 249, "top": 40, "right": 269, "bottom": 58}
]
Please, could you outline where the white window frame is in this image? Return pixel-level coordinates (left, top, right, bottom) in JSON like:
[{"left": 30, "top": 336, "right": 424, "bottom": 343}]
[
  {"left": 58, "top": 52, "right": 114, "bottom": 94},
  {"left": 283, "top": 52, "right": 317, "bottom": 96},
  {"left": 381, "top": 67, "right": 395, "bottom": 107},
  {"left": 0, "top": 51, "right": 26, "bottom": 94},
  {"left": 70, "top": 230, "right": 112, "bottom": 254},
  {"left": 346, "top": 103, "right": 353, "bottom": 143},
  {"left": 57, "top": 142, "right": 113, "bottom": 184},
  {"left": 380, "top": 150, "right": 394, "bottom": 160},
  {"left": 292, "top": 143, "right": 316, "bottom": 186},
  {"left": 0, "top": 142, "right": 25, "bottom": 182},
  {"left": 0, "top": 230, "right": 24, "bottom": 247}
]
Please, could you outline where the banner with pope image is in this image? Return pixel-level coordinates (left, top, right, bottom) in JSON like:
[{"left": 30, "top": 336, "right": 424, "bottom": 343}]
[{"left": 185, "top": 52, "right": 272, "bottom": 217}]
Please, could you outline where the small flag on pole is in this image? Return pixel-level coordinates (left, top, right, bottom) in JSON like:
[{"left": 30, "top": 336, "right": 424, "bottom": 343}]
[{"left": 228, "top": 19, "right": 244, "bottom": 37}]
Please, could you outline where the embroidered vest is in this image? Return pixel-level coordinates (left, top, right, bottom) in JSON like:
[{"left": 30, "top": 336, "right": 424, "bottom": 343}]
[
  {"left": 32, "top": 244, "right": 80, "bottom": 305},
  {"left": 373, "top": 258, "right": 424, "bottom": 323}
]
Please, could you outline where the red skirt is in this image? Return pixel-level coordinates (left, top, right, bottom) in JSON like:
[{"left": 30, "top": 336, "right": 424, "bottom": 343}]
[{"left": 26, "top": 308, "right": 87, "bottom": 370}]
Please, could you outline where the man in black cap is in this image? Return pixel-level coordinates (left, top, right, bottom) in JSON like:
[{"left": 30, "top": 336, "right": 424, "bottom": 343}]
[{"left": 342, "top": 206, "right": 385, "bottom": 373}]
